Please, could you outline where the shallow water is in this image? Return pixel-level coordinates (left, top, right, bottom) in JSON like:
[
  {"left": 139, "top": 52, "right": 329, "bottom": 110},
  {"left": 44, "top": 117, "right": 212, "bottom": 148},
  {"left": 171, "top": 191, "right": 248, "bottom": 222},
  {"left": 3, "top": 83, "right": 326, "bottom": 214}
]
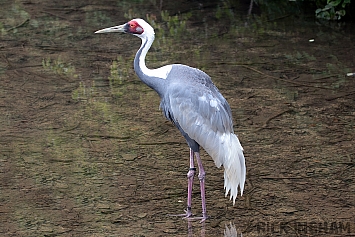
[{"left": 1, "top": 1, "right": 354, "bottom": 236}]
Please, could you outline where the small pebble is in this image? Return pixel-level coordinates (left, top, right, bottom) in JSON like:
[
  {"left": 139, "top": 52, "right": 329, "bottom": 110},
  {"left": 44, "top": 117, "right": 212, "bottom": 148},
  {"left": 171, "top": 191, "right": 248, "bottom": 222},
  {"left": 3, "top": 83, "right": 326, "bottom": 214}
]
[{"left": 137, "top": 212, "right": 147, "bottom": 218}]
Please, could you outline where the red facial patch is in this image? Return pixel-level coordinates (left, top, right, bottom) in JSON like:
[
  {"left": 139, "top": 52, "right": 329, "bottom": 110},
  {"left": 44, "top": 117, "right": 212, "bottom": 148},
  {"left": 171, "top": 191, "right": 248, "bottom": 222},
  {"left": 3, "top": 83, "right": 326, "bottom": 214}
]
[{"left": 128, "top": 20, "right": 144, "bottom": 34}]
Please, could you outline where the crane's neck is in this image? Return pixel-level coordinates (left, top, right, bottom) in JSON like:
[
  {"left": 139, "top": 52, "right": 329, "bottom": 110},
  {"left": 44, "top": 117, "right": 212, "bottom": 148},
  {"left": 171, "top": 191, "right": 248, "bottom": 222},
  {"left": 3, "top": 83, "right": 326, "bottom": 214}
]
[{"left": 134, "top": 34, "right": 172, "bottom": 97}]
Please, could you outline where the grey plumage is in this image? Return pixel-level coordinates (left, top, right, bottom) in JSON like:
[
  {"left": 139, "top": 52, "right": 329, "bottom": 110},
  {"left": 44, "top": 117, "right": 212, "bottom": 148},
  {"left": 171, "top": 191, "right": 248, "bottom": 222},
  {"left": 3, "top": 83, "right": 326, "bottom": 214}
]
[
  {"left": 161, "top": 65, "right": 245, "bottom": 202},
  {"left": 160, "top": 64, "right": 232, "bottom": 146}
]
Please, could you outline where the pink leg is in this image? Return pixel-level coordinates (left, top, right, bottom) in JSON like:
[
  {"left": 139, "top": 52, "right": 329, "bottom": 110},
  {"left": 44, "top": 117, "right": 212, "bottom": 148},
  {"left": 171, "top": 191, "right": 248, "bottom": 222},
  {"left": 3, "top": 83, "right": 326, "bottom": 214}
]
[
  {"left": 186, "top": 148, "right": 196, "bottom": 217},
  {"left": 195, "top": 152, "right": 208, "bottom": 221},
  {"left": 169, "top": 149, "right": 208, "bottom": 222},
  {"left": 169, "top": 149, "right": 195, "bottom": 218}
]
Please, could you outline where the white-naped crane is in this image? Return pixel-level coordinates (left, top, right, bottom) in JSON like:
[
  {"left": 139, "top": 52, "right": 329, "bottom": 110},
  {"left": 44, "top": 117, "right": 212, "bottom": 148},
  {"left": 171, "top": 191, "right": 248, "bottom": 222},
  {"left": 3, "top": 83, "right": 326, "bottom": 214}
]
[{"left": 95, "top": 18, "right": 246, "bottom": 222}]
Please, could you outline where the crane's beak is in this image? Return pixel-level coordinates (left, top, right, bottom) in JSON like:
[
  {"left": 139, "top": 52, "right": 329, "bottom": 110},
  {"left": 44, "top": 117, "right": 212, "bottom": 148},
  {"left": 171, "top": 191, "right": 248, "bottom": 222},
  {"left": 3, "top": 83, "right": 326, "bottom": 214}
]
[{"left": 95, "top": 24, "right": 126, "bottom": 34}]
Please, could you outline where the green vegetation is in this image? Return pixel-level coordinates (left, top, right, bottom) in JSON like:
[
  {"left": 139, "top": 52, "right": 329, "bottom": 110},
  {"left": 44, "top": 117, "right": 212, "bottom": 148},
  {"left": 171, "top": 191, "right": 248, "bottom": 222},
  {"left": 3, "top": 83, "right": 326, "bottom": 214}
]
[
  {"left": 108, "top": 56, "right": 130, "bottom": 97},
  {"left": 252, "top": 0, "right": 352, "bottom": 20},
  {"left": 0, "top": 2, "right": 30, "bottom": 35},
  {"left": 146, "top": 10, "right": 192, "bottom": 49},
  {"left": 315, "top": 0, "right": 351, "bottom": 20},
  {"left": 42, "top": 57, "right": 78, "bottom": 78}
]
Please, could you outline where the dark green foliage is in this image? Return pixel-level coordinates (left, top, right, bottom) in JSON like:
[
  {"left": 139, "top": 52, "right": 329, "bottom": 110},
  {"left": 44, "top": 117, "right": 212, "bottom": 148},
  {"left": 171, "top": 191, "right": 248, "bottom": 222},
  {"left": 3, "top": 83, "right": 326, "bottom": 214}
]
[{"left": 315, "top": 0, "right": 351, "bottom": 20}]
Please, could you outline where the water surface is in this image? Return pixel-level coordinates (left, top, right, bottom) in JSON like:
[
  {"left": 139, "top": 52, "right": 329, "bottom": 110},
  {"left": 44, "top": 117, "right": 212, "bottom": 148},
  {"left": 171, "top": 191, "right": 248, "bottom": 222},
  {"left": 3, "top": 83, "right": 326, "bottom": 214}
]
[{"left": 1, "top": 1, "right": 354, "bottom": 236}]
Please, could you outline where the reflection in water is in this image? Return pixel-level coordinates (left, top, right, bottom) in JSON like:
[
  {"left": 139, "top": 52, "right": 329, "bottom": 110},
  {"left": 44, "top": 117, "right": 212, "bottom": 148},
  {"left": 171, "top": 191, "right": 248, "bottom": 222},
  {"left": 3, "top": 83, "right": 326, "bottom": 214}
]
[
  {"left": 224, "top": 223, "right": 242, "bottom": 237},
  {"left": 187, "top": 221, "right": 242, "bottom": 237},
  {"left": 187, "top": 220, "right": 205, "bottom": 237}
]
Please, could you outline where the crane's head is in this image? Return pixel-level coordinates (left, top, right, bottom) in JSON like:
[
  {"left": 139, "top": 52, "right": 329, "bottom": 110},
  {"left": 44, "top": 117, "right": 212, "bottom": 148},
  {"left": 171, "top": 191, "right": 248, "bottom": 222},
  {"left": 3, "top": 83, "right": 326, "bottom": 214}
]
[{"left": 95, "top": 18, "right": 154, "bottom": 39}]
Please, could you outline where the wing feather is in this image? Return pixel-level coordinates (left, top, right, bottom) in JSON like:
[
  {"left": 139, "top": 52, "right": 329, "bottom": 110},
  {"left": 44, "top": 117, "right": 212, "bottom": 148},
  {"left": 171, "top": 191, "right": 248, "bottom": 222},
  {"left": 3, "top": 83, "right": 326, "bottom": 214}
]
[{"left": 162, "top": 82, "right": 246, "bottom": 203}]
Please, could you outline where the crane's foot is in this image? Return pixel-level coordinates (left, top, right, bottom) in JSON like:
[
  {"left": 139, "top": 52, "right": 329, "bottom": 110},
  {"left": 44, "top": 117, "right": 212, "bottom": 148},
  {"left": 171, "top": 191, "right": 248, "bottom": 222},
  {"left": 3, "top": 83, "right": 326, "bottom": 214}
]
[
  {"left": 168, "top": 207, "right": 193, "bottom": 219},
  {"left": 169, "top": 209, "right": 208, "bottom": 223},
  {"left": 186, "top": 214, "right": 208, "bottom": 223}
]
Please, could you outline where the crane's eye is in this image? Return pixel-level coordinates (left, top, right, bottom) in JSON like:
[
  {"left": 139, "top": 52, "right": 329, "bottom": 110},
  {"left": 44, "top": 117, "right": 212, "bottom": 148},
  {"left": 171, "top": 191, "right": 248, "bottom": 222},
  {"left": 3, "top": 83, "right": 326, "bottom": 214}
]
[{"left": 127, "top": 21, "right": 144, "bottom": 34}]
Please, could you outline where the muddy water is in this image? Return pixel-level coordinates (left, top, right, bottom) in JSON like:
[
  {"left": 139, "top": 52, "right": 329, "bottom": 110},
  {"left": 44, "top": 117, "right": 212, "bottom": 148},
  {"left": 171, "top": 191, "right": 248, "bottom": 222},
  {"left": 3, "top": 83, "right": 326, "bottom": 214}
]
[{"left": 1, "top": 1, "right": 355, "bottom": 236}]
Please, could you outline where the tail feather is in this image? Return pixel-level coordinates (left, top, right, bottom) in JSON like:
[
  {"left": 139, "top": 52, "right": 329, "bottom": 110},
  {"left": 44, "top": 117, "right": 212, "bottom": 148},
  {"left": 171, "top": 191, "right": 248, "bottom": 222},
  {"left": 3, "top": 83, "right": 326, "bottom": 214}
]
[
  {"left": 223, "top": 133, "right": 245, "bottom": 204},
  {"left": 203, "top": 132, "right": 245, "bottom": 205}
]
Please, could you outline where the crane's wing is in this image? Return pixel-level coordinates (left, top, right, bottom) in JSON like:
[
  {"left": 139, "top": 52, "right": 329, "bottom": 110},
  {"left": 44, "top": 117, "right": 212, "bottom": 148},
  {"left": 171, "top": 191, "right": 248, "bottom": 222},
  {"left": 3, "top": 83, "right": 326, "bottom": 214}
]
[{"left": 161, "top": 82, "right": 246, "bottom": 204}]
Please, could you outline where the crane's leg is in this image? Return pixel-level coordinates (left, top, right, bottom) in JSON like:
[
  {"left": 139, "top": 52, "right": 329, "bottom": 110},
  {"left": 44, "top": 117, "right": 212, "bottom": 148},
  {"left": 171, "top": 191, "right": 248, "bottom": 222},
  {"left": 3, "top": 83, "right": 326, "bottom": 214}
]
[
  {"left": 195, "top": 151, "right": 208, "bottom": 221},
  {"left": 175, "top": 151, "right": 208, "bottom": 222},
  {"left": 186, "top": 148, "right": 195, "bottom": 218},
  {"left": 168, "top": 148, "right": 195, "bottom": 218}
]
